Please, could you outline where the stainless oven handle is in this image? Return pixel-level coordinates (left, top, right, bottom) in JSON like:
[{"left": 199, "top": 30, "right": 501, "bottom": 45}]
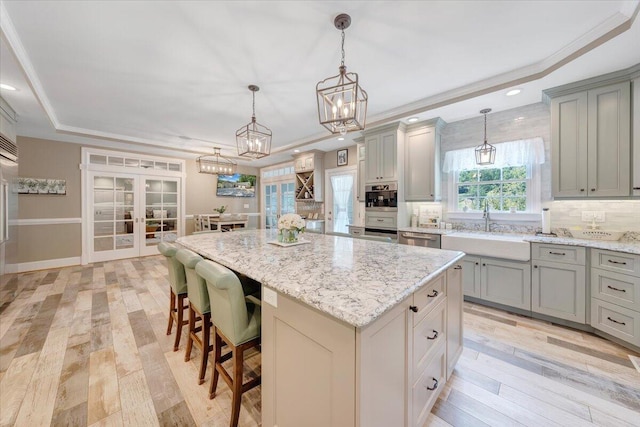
[{"left": 401, "top": 233, "right": 436, "bottom": 241}]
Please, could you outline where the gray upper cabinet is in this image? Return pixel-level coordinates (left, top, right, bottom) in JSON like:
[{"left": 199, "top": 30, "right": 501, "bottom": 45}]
[
  {"left": 551, "top": 81, "right": 631, "bottom": 198},
  {"left": 404, "top": 119, "right": 444, "bottom": 201},
  {"left": 365, "top": 128, "right": 398, "bottom": 183}
]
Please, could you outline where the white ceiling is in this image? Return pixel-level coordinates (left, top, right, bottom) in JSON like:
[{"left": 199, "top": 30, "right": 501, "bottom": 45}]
[{"left": 1, "top": 1, "right": 639, "bottom": 168}]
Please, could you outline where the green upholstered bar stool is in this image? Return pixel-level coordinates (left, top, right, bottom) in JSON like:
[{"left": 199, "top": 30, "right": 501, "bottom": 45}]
[
  {"left": 176, "top": 248, "right": 212, "bottom": 385},
  {"left": 195, "top": 260, "right": 261, "bottom": 427},
  {"left": 158, "top": 242, "right": 189, "bottom": 352}
]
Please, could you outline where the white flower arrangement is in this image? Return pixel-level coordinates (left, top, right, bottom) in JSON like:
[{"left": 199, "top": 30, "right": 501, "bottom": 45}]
[{"left": 277, "top": 213, "right": 306, "bottom": 232}]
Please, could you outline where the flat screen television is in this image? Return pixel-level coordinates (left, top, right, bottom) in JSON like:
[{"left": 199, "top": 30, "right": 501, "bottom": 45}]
[{"left": 216, "top": 173, "right": 256, "bottom": 197}]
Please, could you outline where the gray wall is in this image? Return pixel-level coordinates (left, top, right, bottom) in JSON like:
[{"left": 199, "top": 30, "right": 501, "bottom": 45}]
[{"left": 16, "top": 136, "right": 260, "bottom": 264}]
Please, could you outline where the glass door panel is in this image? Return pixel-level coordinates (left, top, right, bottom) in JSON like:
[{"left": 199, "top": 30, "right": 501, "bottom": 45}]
[
  {"left": 264, "top": 184, "right": 278, "bottom": 229},
  {"left": 140, "top": 177, "right": 180, "bottom": 255},
  {"left": 91, "top": 173, "right": 138, "bottom": 261},
  {"left": 326, "top": 169, "right": 356, "bottom": 234},
  {"left": 280, "top": 182, "right": 295, "bottom": 215}
]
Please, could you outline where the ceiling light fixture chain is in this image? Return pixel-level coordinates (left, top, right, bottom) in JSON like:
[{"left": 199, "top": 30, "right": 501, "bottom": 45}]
[{"left": 316, "top": 13, "right": 368, "bottom": 135}]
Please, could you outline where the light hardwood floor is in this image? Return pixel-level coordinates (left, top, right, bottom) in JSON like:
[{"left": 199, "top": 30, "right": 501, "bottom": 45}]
[{"left": 1, "top": 256, "right": 639, "bottom": 426}]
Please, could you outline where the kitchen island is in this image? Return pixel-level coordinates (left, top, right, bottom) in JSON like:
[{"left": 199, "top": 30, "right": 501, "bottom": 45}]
[{"left": 177, "top": 229, "right": 465, "bottom": 427}]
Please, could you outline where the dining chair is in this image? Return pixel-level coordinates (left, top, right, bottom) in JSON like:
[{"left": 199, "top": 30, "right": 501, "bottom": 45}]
[
  {"left": 195, "top": 260, "right": 261, "bottom": 427},
  {"left": 176, "top": 248, "right": 212, "bottom": 385},
  {"left": 158, "top": 242, "right": 189, "bottom": 351}
]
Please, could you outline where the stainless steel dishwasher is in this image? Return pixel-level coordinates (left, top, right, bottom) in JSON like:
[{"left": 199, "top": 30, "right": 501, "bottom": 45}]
[{"left": 398, "top": 231, "right": 441, "bottom": 248}]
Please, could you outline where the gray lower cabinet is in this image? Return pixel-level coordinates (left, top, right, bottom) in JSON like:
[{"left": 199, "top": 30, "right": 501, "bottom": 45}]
[
  {"left": 461, "top": 255, "right": 481, "bottom": 298},
  {"left": 462, "top": 256, "right": 530, "bottom": 309},
  {"left": 531, "top": 243, "right": 587, "bottom": 323},
  {"left": 480, "top": 258, "right": 531, "bottom": 310},
  {"left": 590, "top": 249, "right": 640, "bottom": 347}
]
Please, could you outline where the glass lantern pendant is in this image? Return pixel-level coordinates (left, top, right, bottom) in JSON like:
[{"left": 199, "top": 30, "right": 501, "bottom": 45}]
[
  {"left": 316, "top": 13, "right": 368, "bottom": 135},
  {"left": 475, "top": 108, "right": 496, "bottom": 165},
  {"left": 236, "top": 85, "right": 272, "bottom": 159}
]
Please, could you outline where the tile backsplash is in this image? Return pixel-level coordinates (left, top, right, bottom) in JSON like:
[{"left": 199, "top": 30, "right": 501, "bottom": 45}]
[{"left": 544, "top": 200, "right": 640, "bottom": 232}]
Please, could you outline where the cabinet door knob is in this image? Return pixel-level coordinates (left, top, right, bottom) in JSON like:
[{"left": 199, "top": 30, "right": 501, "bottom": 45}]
[
  {"left": 475, "top": 262, "right": 479, "bottom": 265},
  {"left": 580, "top": 189, "right": 585, "bottom": 192},
  {"left": 591, "top": 188, "right": 596, "bottom": 192},
  {"left": 409, "top": 305, "right": 418, "bottom": 313},
  {"left": 426, "top": 330, "right": 439, "bottom": 340},
  {"left": 425, "top": 378, "right": 439, "bottom": 391},
  {"left": 534, "top": 265, "right": 538, "bottom": 268},
  {"left": 427, "top": 290, "right": 439, "bottom": 298},
  {"left": 482, "top": 263, "right": 486, "bottom": 267}
]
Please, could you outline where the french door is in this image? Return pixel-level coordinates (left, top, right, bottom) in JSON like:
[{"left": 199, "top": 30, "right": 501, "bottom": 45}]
[
  {"left": 263, "top": 181, "right": 295, "bottom": 229},
  {"left": 325, "top": 167, "right": 357, "bottom": 235},
  {"left": 89, "top": 172, "right": 181, "bottom": 262}
]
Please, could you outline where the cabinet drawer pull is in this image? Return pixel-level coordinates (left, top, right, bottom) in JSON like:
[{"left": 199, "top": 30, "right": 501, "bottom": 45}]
[
  {"left": 591, "top": 188, "right": 596, "bottom": 192},
  {"left": 607, "top": 259, "right": 627, "bottom": 265},
  {"left": 426, "top": 330, "right": 439, "bottom": 340},
  {"left": 607, "top": 316, "right": 626, "bottom": 326},
  {"left": 607, "top": 285, "right": 626, "bottom": 293},
  {"left": 549, "top": 251, "right": 566, "bottom": 256},
  {"left": 425, "top": 378, "right": 439, "bottom": 391},
  {"left": 454, "top": 265, "right": 462, "bottom": 270},
  {"left": 427, "top": 290, "right": 439, "bottom": 298},
  {"left": 580, "top": 189, "right": 585, "bottom": 192},
  {"left": 409, "top": 305, "right": 418, "bottom": 313}
]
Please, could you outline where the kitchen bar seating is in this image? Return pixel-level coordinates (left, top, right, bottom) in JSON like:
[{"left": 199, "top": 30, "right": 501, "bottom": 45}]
[
  {"left": 195, "top": 260, "right": 262, "bottom": 427},
  {"left": 176, "top": 248, "right": 213, "bottom": 385},
  {"left": 158, "top": 242, "right": 189, "bottom": 351}
]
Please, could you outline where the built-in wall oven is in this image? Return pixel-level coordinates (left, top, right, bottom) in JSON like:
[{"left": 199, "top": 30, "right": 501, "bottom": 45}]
[
  {"left": 364, "top": 183, "right": 398, "bottom": 239},
  {"left": 364, "top": 183, "right": 398, "bottom": 209}
]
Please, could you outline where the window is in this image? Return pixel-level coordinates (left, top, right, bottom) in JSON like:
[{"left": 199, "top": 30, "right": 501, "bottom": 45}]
[
  {"left": 443, "top": 138, "right": 545, "bottom": 216},
  {"left": 456, "top": 165, "right": 529, "bottom": 212}
]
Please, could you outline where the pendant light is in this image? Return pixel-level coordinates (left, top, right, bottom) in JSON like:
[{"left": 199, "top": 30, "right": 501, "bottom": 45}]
[
  {"left": 475, "top": 108, "right": 496, "bottom": 165},
  {"left": 197, "top": 147, "right": 237, "bottom": 175},
  {"left": 316, "top": 13, "right": 368, "bottom": 135},
  {"left": 236, "top": 85, "right": 272, "bottom": 159}
]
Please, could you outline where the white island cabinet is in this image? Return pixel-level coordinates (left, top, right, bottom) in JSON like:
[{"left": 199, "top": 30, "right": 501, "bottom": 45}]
[{"left": 177, "top": 230, "right": 464, "bottom": 427}]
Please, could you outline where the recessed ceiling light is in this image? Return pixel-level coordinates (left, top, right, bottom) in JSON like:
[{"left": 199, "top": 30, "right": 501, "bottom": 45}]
[
  {"left": 506, "top": 89, "right": 521, "bottom": 96},
  {"left": 407, "top": 117, "right": 419, "bottom": 123},
  {"left": 0, "top": 83, "right": 17, "bottom": 91},
  {"left": 337, "top": 137, "right": 345, "bottom": 141},
  {"left": 294, "top": 149, "right": 300, "bottom": 153}
]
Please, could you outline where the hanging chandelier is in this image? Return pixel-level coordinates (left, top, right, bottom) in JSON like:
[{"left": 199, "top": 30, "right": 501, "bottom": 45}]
[
  {"left": 196, "top": 147, "right": 237, "bottom": 175},
  {"left": 236, "top": 85, "right": 271, "bottom": 159},
  {"left": 475, "top": 108, "right": 496, "bottom": 165},
  {"left": 316, "top": 13, "right": 368, "bottom": 135}
]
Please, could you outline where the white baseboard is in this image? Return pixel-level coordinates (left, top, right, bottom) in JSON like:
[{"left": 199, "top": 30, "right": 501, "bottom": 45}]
[{"left": 5, "top": 256, "right": 82, "bottom": 273}]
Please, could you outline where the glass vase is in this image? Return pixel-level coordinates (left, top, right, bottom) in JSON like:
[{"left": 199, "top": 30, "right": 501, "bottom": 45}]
[{"left": 281, "top": 229, "right": 299, "bottom": 244}]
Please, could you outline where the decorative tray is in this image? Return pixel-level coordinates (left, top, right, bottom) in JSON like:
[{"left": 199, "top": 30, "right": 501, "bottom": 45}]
[{"left": 268, "top": 239, "right": 311, "bottom": 247}]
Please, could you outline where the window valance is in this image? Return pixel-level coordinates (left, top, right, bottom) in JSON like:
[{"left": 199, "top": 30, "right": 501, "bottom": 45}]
[{"left": 442, "top": 137, "right": 545, "bottom": 173}]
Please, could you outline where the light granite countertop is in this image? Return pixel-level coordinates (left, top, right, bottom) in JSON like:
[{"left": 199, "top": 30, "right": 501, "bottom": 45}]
[
  {"left": 397, "top": 227, "right": 640, "bottom": 255},
  {"left": 524, "top": 235, "right": 640, "bottom": 255},
  {"left": 177, "top": 229, "right": 464, "bottom": 328}
]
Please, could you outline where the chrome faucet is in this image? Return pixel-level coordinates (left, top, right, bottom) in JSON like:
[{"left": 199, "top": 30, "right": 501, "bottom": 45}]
[{"left": 483, "top": 202, "right": 490, "bottom": 232}]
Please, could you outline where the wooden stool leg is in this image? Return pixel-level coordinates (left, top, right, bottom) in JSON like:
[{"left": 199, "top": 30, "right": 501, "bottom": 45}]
[
  {"left": 230, "top": 345, "right": 244, "bottom": 427},
  {"left": 184, "top": 306, "right": 195, "bottom": 362},
  {"left": 173, "top": 294, "right": 186, "bottom": 351},
  {"left": 209, "top": 329, "right": 222, "bottom": 399},
  {"left": 166, "top": 289, "right": 176, "bottom": 335},
  {"left": 199, "top": 313, "right": 211, "bottom": 385}
]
